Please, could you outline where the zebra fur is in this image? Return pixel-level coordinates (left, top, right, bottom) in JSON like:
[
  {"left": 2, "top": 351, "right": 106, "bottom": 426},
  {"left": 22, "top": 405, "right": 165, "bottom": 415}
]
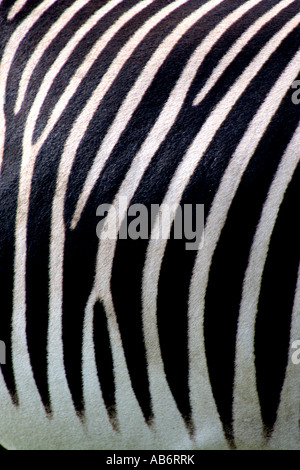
[{"left": 0, "top": 0, "right": 299, "bottom": 450}]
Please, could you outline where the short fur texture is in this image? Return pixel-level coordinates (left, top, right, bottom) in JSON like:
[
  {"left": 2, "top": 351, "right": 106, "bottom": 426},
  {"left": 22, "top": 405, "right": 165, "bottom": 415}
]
[{"left": 0, "top": 0, "right": 299, "bottom": 449}]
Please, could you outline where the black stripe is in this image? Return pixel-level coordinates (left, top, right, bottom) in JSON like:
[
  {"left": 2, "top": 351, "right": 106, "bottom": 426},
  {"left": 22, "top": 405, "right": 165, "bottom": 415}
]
[
  {"left": 109, "top": 0, "right": 245, "bottom": 425},
  {"left": 61, "top": 0, "right": 204, "bottom": 416},
  {"left": 1, "top": 0, "right": 299, "bottom": 440},
  {"left": 93, "top": 300, "right": 117, "bottom": 428},
  {"left": 26, "top": 129, "right": 67, "bottom": 412},
  {"left": 255, "top": 161, "right": 300, "bottom": 437},
  {"left": 32, "top": 0, "right": 148, "bottom": 142},
  {"left": 203, "top": 54, "right": 300, "bottom": 444}
]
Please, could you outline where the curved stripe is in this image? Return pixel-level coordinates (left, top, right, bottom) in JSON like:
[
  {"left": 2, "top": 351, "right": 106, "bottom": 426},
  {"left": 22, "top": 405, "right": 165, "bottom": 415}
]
[
  {"left": 193, "top": 0, "right": 296, "bottom": 105},
  {"left": 25, "top": 0, "right": 134, "bottom": 151},
  {"left": 187, "top": 46, "right": 300, "bottom": 447},
  {"left": 87, "top": 1, "right": 300, "bottom": 437},
  {"left": 7, "top": 0, "right": 31, "bottom": 20},
  {"left": 143, "top": 10, "right": 300, "bottom": 316},
  {"left": 50, "top": 0, "right": 220, "bottom": 438},
  {"left": 14, "top": 0, "right": 156, "bottom": 367},
  {"left": 70, "top": 0, "right": 230, "bottom": 229},
  {"left": 9, "top": 0, "right": 157, "bottom": 414},
  {"left": 138, "top": 8, "right": 300, "bottom": 441},
  {"left": 1, "top": 0, "right": 299, "bottom": 450},
  {"left": 14, "top": 0, "right": 93, "bottom": 114},
  {"left": 9, "top": 0, "right": 145, "bottom": 419},
  {"left": 269, "top": 260, "right": 300, "bottom": 449},
  {"left": 0, "top": 0, "right": 57, "bottom": 174},
  {"left": 233, "top": 123, "right": 300, "bottom": 449},
  {"left": 89, "top": 0, "right": 274, "bottom": 442},
  {"left": 35, "top": 0, "right": 189, "bottom": 154}
]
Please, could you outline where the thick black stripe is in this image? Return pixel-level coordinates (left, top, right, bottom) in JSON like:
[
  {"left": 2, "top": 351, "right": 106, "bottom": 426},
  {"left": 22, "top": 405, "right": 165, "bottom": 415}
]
[
  {"left": 0, "top": 183, "right": 18, "bottom": 402},
  {"left": 255, "top": 161, "right": 300, "bottom": 437},
  {"left": 61, "top": 0, "right": 202, "bottom": 416},
  {"left": 0, "top": 112, "right": 28, "bottom": 403},
  {"left": 26, "top": 132, "right": 67, "bottom": 412},
  {"left": 112, "top": 236, "right": 153, "bottom": 423},
  {"left": 62, "top": 201, "right": 100, "bottom": 414},
  {"left": 1, "top": 0, "right": 299, "bottom": 437},
  {"left": 0, "top": 2, "right": 35, "bottom": 401},
  {"left": 153, "top": 3, "right": 300, "bottom": 436},
  {"left": 66, "top": 0, "right": 211, "bottom": 220},
  {"left": 22, "top": 0, "right": 220, "bottom": 414},
  {"left": 93, "top": 300, "right": 117, "bottom": 427},
  {"left": 65, "top": 0, "right": 190, "bottom": 219},
  {"left": 109, "top": 0, "right": 241, "bottom": 424},
  {"left": 32, "top": 0, "right": 144, "bottom": 142},
  {"left": 191, "top": 0, "right": 300, "bottom": 110},
  {"left": 203, "top": 51, "right": 300, "bottom": 445},
  {"left": 109, "top": 0, "right": 295, "bottom": 426},
  {"left": 0, "top": 0, "right": 49, "bottom": 22},
  {"left": 5, "top": 0, "right": 77, "bottom": 115}
]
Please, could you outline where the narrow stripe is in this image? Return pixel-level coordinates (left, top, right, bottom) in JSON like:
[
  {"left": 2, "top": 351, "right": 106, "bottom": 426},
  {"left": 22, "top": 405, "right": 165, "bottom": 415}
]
[
  {"left": 188, "top": 46, "right": 300, "bottom": 446},
  {"left": 269, "top": 260, "right": 300, "bottom": 449},
  {"left": 70, "top": 0, "right": 228, "bottom": 229},
  {"left": 84, "top": 1, "right": 240, "bottom": 438},
  {"left": 7, "top": 0, "right": 31, "bottom": 20},
  {"left": 193, "top": 0, "right": 296, "bottom": 105},
  {"left": 0, "top": 0, "right": 58, "bottom": 173},
  {"left": 24, "top": 0, "right": 131, "bottom": 153},
  {"left": 10, "top": 0, "right": 151, "bottom": 413},
  {"left": 14, "top": 0, "right": 92, "bottom": 114},
  {"left": 47, "top": 0, "right": 186, "bottom": 415},
  {"left": 233, "top": 123, "right": 300, "bottom": 448}
]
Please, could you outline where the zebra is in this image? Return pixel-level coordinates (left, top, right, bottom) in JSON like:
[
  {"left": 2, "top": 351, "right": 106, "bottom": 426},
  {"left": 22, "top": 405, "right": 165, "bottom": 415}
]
[{"left": 0, "top": 0, "right": 299, "bottom": 450}]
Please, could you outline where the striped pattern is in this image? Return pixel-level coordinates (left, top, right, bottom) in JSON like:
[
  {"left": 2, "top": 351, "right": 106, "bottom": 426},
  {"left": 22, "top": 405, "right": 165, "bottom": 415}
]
[{"left": 0, "top": 0, "right": 299, "bottom": 450}]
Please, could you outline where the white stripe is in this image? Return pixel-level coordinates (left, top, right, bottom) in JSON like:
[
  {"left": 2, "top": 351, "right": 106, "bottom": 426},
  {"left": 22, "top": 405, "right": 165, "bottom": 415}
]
[
  {"left": 33, "top": 0, "right": 186, "bottom": 154},
  {"left": 193, "top": 0, "right": 296, "bottom": 105},
  {"left": 51, "top": 0, "right": 219, "bottom": 446},
  {"left": 7, "top": 0, "right": 31, "bottom": 20},
  {"left": 0, "top": 0, "right": 58, "bottom": 174},
  {"left": 47, "top": 0, "right": 185, "bottom": 420},
  {"left": 22, "top": 0, "right": 132, "bottom": 153},
  {"left": 89, "top": 0, "right": 270, "bottom": 446},
  {"left": 269, "top": 260, "right": 300, "bottom": 450},
  {"left": 234, "top": 123, "right": 300, "bottom": 449},
  {"left": 139, "top": 8, "right": 300, "bottom": 447},
  {"left": 143, "top": 9, "right": 300, "bottom": 299},
  {"left": 11, "top": 0, "right": 128, "bottom": 419},
  {"left": 187, "top": 47, "right": 300, "bottom": 449},
  {"left": 72, "top": 0, "right": 250, "bottom": 228},
  {"left": 88, "top": 2, "right": 300, "bottom": 446},
  {"left": 1, "top": 0, "right": 298, "bottom": 450},
  {"left": 14, "top": 0, "right": 93, "bottom": 114},
  {"left": 48, "top": 0, "right": 201, "bottom": 228}
]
